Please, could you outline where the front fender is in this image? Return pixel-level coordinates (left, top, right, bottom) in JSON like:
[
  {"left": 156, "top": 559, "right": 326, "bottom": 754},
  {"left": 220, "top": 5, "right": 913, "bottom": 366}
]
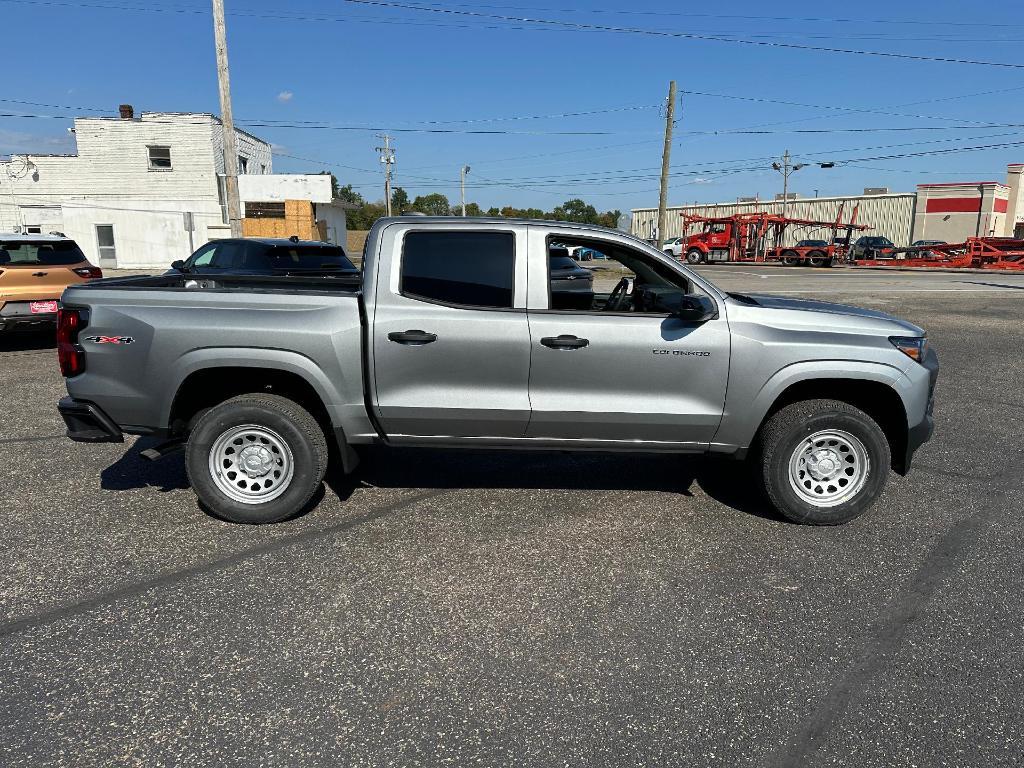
[{"left": 710, "top": 359, "right": 913, "bottom": 452}]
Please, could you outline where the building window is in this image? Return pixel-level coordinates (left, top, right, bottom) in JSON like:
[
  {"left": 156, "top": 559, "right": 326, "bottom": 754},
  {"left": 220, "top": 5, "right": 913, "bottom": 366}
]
[
  {"left": 245, "top": 201, "right": 286, "bottom": 219},
  {"left": 238, "top": 156, "right": 248, "bottom": 174},
  {"left": 401, "top": 231, "right": 515, "bottom": 309},
  {"left": 148, "top": 145, "right": 172, "bottom": 171},
  {"left": 96, "top": 225, "right": 116, "bottom": 266}
]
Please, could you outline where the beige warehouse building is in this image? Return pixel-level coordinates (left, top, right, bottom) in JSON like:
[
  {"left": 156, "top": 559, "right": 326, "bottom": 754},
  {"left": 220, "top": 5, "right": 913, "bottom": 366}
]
[{"left": 634, "top": 163, "right": 1024, "bottom": 248}]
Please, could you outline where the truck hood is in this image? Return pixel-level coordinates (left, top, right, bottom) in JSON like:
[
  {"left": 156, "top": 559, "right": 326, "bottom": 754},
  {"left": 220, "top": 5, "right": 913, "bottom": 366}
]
[{"left": 732, "top": 293, "right": 925, "bottom": 335}]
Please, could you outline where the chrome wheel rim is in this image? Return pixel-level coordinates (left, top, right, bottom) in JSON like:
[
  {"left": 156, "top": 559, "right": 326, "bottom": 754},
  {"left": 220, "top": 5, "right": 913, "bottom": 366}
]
[
  {"left": 788, "top": 429, "right": 869, "bottom": 508},
  {"left": 208, "top": 424, "right": 294, "bottom": 505}
]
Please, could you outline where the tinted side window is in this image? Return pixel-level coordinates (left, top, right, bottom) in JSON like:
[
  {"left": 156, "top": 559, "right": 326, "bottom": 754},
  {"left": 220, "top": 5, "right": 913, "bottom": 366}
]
[{"left": 401, "top": 231, "right": 514, "bottom": 309}]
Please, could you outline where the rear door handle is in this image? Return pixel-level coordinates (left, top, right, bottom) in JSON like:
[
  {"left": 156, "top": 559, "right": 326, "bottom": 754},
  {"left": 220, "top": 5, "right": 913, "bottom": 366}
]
[
  {"left": 541, "top": 335, "right": 589, "bottom": 350},
  {"left": 32, "top": 272, "right": 48, "bottom": 277},
  {"left": 388, "top": 329, "right": 437, "bottom": 345}
]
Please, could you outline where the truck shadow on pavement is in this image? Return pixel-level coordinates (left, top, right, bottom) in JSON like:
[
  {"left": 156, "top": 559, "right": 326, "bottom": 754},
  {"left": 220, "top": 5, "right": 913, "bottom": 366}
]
[
  {"left": 101, "top": 438, "right": 191, "bottom": 493},
  {"left": 331, "top": 447, "right": 782, "bottom": 522},
  {"left": 100, "top": 440, "right": 780, "bottom": 522}
]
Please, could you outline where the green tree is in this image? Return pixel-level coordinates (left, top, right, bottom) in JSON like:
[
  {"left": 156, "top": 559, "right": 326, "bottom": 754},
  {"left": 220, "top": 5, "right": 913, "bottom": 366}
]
[
  {"left": 552, "top": 199, "right": 600, "bottom": 224},
  {"left": 391, "top": 186, "right": 410, "bottom": 214},
  {"left": 336, "top": 183, "right": 365, "bottom": 207},
  {"left": 597, "top": 209, "right": 623, "bottom": 229},
  {"left": 463, "top": 202, "right": 483, "bottom": 216},
  {"left": 348, "top": 201, "right": 386, "bottom": 230},
  {"left": 413, "top": 193, "right": 451, "bottom": 216}
]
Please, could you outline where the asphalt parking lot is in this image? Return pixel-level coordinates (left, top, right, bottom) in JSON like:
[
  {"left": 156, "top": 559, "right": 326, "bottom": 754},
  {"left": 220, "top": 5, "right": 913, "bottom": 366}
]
[{"left": 2, "top": 266, "right": 1023, "bottom": 767}]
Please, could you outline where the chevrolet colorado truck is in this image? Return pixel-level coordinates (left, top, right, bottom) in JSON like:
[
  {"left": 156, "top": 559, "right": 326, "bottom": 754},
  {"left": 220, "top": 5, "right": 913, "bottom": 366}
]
[{"left": 57, "top": 217, "right": 938, "bottom": 526}]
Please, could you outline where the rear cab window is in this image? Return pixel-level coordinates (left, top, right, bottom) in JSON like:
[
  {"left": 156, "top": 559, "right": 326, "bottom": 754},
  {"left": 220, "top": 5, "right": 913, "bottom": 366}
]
[
  {"left": 400, "top": 231, "right": 515, "bottom": 309},
  {"left": 0, "top": 240, "right": 86, "bottom": 266}
]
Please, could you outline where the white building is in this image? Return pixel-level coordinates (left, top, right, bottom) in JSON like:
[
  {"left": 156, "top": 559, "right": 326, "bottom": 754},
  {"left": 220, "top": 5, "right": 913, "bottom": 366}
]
[{"left": 0, "top": 105, "right": 348, "bottom": 269}]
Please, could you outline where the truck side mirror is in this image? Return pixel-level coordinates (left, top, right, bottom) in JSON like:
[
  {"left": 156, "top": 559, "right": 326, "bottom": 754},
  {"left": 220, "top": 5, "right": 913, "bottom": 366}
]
[{"left": 674, "top": 294, "right": 718, "bottom": 323}]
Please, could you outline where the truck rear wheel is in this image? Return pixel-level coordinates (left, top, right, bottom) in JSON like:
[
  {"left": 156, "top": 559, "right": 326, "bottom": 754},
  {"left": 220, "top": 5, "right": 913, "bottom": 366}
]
[
  {"left": 685, "top": 249, "right": 705, "bottom": 265},
  {"left": 781, "top": 250, "right": 800, "bottom": 266},
  {"left": 807, "top": 250, "right": 830, "bottom": 267},
  {"left": 754, "top": 399, "right": 890, "bottom": 525},
  {"left": 185, "top": 393, "right": 328, "bottom": 524}
]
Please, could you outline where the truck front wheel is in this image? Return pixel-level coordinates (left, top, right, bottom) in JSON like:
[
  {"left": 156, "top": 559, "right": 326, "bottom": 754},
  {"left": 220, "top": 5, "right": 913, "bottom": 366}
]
[
  {"left": 754, "top": 399, "right": 891, "bottom": 525},
  {"left": 685, "top": 249, "right": 705, "bottom": 265},
  {"left": 185, "top": 393, "right": 329, "bottom": 524}
]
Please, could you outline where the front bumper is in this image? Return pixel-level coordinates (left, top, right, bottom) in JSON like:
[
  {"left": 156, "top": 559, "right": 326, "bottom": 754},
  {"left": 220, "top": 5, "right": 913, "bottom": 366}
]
[
  {"left": 57, "top": 397, "right": 124, "bottom": 443},
  {"left": 899, "top": 346, "right": 939, "bottom": 474}
]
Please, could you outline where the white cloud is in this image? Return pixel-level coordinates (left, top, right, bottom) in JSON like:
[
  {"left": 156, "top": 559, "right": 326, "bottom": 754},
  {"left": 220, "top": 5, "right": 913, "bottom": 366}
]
[{"left": 277, "top": 91, "right": 294, "bottom": 103}]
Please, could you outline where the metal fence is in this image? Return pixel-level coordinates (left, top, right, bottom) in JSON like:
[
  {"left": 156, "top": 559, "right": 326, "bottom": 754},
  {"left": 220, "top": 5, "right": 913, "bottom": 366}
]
[{"left": 632, "top": 193, "right": 917, "bottom": 247}]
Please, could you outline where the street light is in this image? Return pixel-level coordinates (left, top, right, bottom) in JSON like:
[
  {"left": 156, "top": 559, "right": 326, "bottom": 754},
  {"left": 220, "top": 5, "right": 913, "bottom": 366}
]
[
  {"left": 772, "top": 151, "right": 834, "bottom": 217},
  {"left": 461, "top": 165, "right": 471, "bottom": 217}
]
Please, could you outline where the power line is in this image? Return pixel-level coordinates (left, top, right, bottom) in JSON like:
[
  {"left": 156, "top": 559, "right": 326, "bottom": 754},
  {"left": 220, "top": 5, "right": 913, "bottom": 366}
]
[
  {"left": 336, "top": 0, "right": 1024, "bottom": 69},
  {"left": 5, "top": 0, "right": 1024, "bottom": 67}
]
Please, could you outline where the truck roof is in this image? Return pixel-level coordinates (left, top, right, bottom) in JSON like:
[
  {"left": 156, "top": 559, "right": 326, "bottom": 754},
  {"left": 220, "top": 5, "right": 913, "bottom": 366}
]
[{"left": 373, "top": 216, "right": 632, "bottom": 238}]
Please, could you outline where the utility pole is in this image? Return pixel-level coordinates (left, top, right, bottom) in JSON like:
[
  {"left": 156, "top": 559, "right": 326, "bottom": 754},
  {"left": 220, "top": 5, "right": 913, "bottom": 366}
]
[
  {"left": 376, "top": 135, "right": 395, "bottom": 216},
  {"left": 461, "top": 165, "right": 471, "bottom": 216},
  {"left": 211, "top": 0, "right": 242, "bottom": 237},
  {"left": 656, "top": 80, "right": 677, "bottom": 247},
  {"left": 771, "top": 150, "right": 807, "bottom": 219}
]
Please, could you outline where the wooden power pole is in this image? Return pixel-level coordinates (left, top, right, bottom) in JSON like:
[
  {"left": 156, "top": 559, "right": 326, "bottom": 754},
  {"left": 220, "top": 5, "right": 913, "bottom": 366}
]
[
  {"left": 211, "top": 0, "right": 243, "bottom": 237},
  {"left": 656, "top": 80, "right": 677, "bottom": 247},
  {"left": 377, "top": 135, "right": 395, "bottom": 216}
]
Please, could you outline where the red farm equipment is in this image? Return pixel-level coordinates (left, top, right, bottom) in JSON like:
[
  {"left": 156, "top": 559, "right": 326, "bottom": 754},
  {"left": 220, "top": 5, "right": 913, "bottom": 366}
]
[
  {"left": 679, "top": 204, "right": 868, "bottom": 268},
  {"left": 849, "top": 237, "right": 1024, "bottom": 271}
]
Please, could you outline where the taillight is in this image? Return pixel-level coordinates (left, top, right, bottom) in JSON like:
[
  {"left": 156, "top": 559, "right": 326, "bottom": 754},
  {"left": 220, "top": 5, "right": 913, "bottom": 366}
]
[
  {"left": 73, "top": 266, "right": 103, "bottom": 279},
  {"left": 57, "top": 308, "right": 86, "bottom": 377}
]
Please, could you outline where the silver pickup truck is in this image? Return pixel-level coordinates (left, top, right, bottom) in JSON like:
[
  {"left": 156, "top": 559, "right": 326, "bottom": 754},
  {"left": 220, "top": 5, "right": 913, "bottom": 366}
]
[{"left": 57, "top": 217, "right": 937, "bottom": 526}]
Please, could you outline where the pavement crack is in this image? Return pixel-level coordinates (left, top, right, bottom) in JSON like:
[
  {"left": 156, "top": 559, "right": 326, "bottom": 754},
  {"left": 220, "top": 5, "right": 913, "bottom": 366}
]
[
  {"left": 766, "top": 507, "right": 997, "bottom": 768},
  {"left": 0, "top": 488, "right": 448, "bottom": 639},
  {"left": 0, "top": 434, "right": 65, "bottom": 445}
]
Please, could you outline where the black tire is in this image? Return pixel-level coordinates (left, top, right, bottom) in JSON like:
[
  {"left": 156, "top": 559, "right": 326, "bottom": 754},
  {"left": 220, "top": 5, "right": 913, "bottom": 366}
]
[
  {"left": 807, "top": 250, "right": 830, "bottom": 267},
  {"left": 685, "top": 249, "right": 705, "bottom": 265},
  {"left": 185, "top": 393, "right": 329, "bottom": 524},
  {"left": 781, "top": 250, "right": 800, "bottom": 267},
  {"left": 754, "top": 399, "right": 890, "bottom": 525}
]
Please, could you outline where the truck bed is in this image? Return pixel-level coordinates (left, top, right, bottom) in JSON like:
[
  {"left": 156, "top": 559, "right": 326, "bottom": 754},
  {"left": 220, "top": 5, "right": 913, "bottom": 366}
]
[{"left": 61, "top": 273, "right": 370, "bottom": 440}]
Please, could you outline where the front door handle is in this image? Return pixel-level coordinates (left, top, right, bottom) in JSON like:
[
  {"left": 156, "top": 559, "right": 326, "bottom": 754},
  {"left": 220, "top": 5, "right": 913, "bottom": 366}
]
[
  {"left": 32, "top": 272, "right": 48, "bottom": 277},
  {"left": 388, "top": 329, "right": 437, "bottom": 345},
  {"left": 541, "top": 335, "right": 589, "bottom": 350}
]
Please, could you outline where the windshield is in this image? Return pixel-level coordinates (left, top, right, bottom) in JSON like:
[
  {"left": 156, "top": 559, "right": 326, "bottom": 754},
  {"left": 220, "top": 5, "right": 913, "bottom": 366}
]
[
  {"left": 0, "top": 240, "right": 86, "bottom": 266},
  {"left": 265, "top": 245, "right": 356, "bottom": 271}
]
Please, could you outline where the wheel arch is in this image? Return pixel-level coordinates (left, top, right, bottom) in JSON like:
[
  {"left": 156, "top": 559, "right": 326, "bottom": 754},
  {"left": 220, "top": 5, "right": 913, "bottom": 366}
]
[
  {"left": 719, "top": 362, "right": 913, "bottom": 473},
  {"left": 165, "top": 351, "right": 359, "bottom": 473}
]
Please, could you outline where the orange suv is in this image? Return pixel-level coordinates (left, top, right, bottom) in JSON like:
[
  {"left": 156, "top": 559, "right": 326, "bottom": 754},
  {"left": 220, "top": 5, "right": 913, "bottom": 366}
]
[{"left": 0, "top": 234, "right": 102, "bottom": 332}]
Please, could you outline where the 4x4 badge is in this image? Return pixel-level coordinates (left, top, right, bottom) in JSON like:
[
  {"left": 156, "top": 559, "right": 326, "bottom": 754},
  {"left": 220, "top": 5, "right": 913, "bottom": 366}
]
[{"left": 85, "top": 336, "right": 135, "bottom": 345}]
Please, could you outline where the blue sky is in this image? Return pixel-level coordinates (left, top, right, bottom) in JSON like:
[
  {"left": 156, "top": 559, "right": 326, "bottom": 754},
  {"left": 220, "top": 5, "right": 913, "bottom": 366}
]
[{"left": 3, "top": 0, "right": 1024, "bottom": 212}]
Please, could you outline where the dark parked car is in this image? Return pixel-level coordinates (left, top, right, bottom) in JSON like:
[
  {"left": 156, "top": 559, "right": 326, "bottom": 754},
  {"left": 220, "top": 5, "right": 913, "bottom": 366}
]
[
  {"left": 171, "top": 237, "right": 356, "bottom": 276},
  {"left": 549, "top": 247, "right": 594, "bottom": 310},
  {"left": 910, "top": 239, "right": 946, "bottom": 257},
  {"left": 850, "top": 236, "right": 897, "bottom": 260}
]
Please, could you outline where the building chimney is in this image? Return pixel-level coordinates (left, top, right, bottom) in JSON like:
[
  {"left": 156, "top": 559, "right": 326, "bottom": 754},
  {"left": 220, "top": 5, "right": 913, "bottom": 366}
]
[{"left": 118, "top": 104, "right": 135, "bottom": 120}]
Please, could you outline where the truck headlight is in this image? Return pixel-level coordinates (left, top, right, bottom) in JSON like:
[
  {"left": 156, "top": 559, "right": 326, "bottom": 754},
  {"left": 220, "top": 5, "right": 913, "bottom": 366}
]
[{"left": 889, "top": 335, "right": 928, "bottom": 364}]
